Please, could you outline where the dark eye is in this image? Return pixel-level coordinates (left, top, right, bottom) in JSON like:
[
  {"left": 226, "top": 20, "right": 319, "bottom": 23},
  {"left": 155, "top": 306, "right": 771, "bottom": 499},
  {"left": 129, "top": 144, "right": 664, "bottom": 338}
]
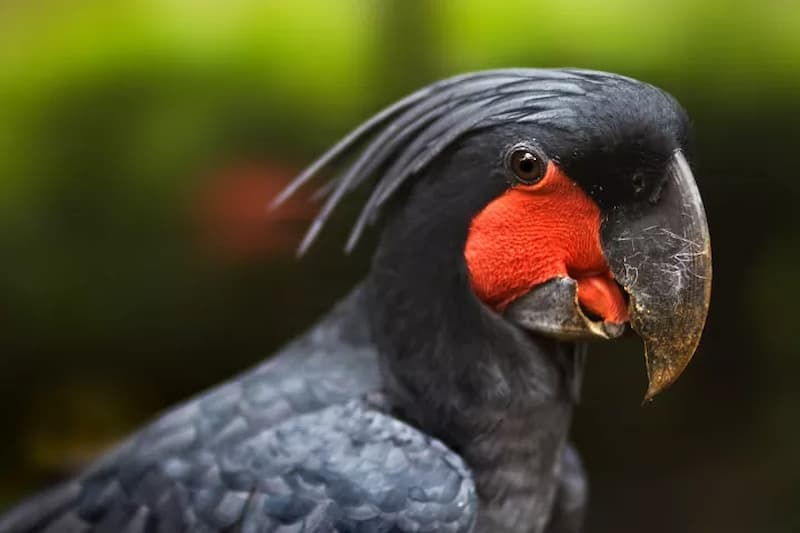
[{"left": 509, "top": 149, "right": 546, "bottom": 185}]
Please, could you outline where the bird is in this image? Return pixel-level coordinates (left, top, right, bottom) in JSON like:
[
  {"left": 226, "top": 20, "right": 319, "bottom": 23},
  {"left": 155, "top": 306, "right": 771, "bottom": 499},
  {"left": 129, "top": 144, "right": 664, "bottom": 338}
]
[{"left": 0, "top": 68, "right": 712, "bottom": 533}]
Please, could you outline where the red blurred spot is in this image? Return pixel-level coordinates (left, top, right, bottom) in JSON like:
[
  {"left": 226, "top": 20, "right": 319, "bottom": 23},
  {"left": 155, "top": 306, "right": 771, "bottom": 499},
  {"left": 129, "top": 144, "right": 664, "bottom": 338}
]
[{"left": 194, "top": 161, "right": 314, "bottom": 260}]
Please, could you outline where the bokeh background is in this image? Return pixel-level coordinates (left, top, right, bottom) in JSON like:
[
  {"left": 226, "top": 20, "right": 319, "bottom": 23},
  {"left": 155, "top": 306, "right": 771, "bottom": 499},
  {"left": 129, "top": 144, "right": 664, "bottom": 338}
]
[{"left": 1, "top": 1, "right": 799, "bottom": 531}]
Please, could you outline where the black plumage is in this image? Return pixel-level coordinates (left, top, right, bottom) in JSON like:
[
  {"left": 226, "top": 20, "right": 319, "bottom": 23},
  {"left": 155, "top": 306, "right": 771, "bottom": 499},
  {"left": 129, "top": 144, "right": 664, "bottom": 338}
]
[
  {"left": 272, "top": 68, "right": 687, "bottom": 255},
  {"left": 0, "top": 69, "right": 698, "bottom": 533},
  {"left": 1, "top": 292, "right": 477, "bottom": 532}
]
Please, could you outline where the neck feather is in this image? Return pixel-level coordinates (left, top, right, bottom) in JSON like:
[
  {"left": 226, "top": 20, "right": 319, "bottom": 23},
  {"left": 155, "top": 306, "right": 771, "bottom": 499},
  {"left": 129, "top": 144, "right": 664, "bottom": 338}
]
[{"left": 363, "top": 201, "right": 582, "bottom": 532}]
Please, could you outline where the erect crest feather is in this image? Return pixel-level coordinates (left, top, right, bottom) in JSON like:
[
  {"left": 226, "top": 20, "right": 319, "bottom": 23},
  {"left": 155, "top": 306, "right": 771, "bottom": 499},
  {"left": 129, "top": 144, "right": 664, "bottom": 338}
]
[{"left": 272, "top": 68, "right": 635, "bottom": 255}]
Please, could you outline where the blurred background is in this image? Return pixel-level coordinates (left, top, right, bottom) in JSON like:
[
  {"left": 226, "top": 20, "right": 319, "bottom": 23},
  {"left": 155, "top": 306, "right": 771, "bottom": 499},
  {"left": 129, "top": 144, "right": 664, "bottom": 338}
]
[{"left": 1, "top": 1, "right": 799, "bottom": 531}]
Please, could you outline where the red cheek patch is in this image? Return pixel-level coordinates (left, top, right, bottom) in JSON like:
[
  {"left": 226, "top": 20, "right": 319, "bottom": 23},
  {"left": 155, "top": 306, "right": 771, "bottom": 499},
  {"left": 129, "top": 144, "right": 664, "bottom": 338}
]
[{"left": 464, "top": 163, "right": 629, "bottom": 324}]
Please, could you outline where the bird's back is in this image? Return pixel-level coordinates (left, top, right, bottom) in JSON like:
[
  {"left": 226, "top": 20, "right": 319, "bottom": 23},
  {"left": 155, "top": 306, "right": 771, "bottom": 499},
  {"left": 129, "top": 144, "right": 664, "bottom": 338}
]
[{"left": 0, "top": 288, "right": 477, "bottom": 532}]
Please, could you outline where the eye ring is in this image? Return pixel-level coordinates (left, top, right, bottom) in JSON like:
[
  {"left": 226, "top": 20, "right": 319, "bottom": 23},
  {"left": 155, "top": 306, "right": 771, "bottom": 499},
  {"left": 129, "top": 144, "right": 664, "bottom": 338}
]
[{"left": 506, "top": 145, "right": 547, "bottom": 186}]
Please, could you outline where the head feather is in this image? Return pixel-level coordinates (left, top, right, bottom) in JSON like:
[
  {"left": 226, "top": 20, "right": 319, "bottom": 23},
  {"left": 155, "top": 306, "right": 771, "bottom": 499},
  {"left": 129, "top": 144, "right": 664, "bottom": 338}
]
[{"left": 272, "top": 68, "right": 636, "bottom": 255}]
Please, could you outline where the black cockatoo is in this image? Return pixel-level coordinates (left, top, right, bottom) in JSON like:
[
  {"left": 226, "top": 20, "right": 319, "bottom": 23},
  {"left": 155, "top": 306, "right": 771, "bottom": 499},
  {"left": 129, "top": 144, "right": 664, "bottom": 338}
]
[{"left": 0, "top": 69, "right": 711, "bottom": 533}]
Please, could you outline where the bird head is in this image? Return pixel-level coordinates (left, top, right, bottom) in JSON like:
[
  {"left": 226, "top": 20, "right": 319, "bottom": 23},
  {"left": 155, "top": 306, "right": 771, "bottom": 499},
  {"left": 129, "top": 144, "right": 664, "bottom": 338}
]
[{"left": 274, "top": 69, "right": 711, "bottom": 400}]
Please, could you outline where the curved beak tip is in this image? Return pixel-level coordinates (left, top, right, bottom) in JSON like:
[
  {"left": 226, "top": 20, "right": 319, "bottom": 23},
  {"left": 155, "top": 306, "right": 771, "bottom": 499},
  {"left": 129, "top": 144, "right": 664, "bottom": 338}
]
[
  {"left": 603, "top": 150, "right": 712, "bottom": 402},
  {"left": 643, "top": 361, "right": 689, "bottom": 402},
  {"left": 639, "top": 289, "right": 710, "bottom": 402}
]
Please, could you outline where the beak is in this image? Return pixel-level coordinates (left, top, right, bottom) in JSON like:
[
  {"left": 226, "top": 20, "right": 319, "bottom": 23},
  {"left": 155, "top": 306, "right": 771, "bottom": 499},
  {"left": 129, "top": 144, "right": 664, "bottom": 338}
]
[
  {"left": 601, "top": 150, "right": 712, "bottom": 400},
  {"left": 505, "top": 150, "right": 711, "bottom": 400},
  {"left": 504, "top": 277, "right": 626, "bottom": 341}
]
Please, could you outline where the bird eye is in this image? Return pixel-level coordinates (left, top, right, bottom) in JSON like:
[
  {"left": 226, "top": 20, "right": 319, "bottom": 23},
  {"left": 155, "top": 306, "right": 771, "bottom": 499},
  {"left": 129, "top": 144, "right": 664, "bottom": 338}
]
[{"left": 509, "top": 149, "right": 546, "bottom": 185}]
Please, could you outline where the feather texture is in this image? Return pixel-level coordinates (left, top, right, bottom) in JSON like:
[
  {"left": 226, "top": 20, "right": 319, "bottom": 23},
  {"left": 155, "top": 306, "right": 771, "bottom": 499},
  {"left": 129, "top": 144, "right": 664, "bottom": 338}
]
[
  {"left": 0, "top": 289, "right": 477, "bottom": 533},
  {"left": 272, "top": 68, "right": 639, "bottom": 254}
]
